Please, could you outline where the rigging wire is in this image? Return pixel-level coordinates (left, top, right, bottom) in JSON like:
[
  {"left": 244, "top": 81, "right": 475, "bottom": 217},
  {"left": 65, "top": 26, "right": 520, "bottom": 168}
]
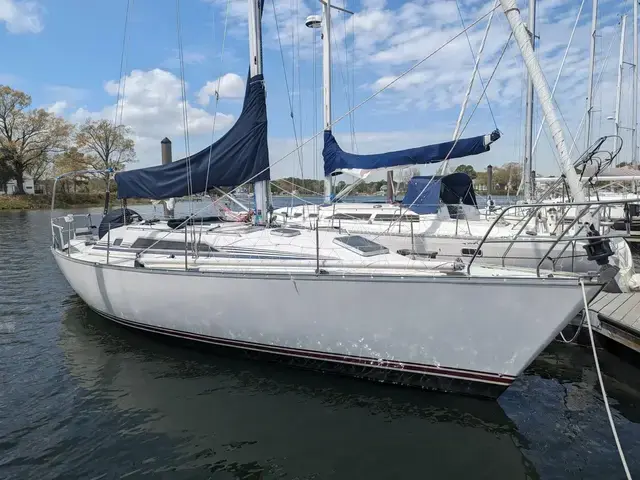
[
  {"left": 568, "top": 28, "right": 619, "bottom": 159},
  {"left": 349, "top": 13, "right": 357, "bottom": 152},
  {"left": 197, "top": 0, "right": 232, "bottom": 254},
  {"left": 296, "top": 0, "right": 304, "bottom": 183},
  {"left": 203, "top": 0, "right": 232, "bottom": 197},
  {"left": 331, "top": 15, "right": 358, "bottom": 153},
  {"left": 313, "top": 27, "right": 319, "bottom": 180},
  {"left": 271, "top": 0, "right": 305, "bottom": 176},
  {"left": 342, "top": 6, "right": 357, "bottom": 151},
  {"left": 175, "top": 0, "right": 194, "bottom": 224},
  {"left": 370, "top": 32, "right": 514, "bottom": 242},
  {"left": 132, "top": 5, "right": 503, "bottom": 257},
  {"left": 531, "top": 0, "right": 586, "bottom": 155},
  {"left": 114, "top": 0, "right": 133, "bottom": 128},
  {"left": 454, "top": 0, "right": 498, "bottom": 130}
]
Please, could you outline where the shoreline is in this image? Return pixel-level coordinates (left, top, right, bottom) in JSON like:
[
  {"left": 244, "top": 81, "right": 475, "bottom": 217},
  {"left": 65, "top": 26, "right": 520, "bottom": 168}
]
[{"left": 0, "top": 194, "right": 147, "bottom": 211}]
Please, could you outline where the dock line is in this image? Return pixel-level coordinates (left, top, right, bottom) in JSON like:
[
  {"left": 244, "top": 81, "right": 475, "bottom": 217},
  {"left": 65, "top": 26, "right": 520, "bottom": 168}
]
[{"left": 581, "top": 279, "right": 632, "bottom": 479}]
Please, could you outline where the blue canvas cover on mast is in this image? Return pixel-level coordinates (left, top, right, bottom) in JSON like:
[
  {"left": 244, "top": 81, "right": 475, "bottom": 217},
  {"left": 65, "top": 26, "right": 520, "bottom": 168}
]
[
  {"left": 323, "top": 130, "right": 500, "bottom": 176},
  {"left": 115, "top": 2, "right": 269, "bottom": 200}
]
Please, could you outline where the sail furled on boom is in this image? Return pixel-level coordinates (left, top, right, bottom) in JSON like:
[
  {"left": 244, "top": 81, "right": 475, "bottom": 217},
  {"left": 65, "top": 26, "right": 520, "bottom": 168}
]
[{"left": 323, "top": 130, "right": 500, "bottom": 176}]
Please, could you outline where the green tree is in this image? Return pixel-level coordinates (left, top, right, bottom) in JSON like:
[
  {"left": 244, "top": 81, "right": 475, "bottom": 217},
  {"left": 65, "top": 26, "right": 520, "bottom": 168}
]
[
  {"left": 76, "top": 119, "right": 136, "bottom": 189},
  {"left": 54, "top": 147, "right": 91, "bottom": 193},
  {"left": 454, "top": 164, "right": 477, "bottom": 179},
  {"left": 0, "top": 145, "right": 15, "bottom": 193},
  {"left": 0, "top": 86, "right": 72, "bottom": 193}
]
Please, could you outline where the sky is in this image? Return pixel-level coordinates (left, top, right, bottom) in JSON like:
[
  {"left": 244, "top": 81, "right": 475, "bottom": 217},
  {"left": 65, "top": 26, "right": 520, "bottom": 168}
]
[{"left": 0, "top": 0, "right": 637, "bottom": 182}]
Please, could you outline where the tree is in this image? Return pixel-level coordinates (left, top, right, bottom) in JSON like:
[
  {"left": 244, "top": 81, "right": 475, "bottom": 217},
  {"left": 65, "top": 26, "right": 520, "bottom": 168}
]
[
  {"left": 75, "top": 119, "right": 136, "bottom": 188},
  {"left": 54, "top": 147, "right": 91, "bottom": 193},
  {"left": 0, "top": 86, "right": 73, "bottom": 193},
  {"left": 0, "top": 145, "right": 15, "bottom": 193},
  {"left": 492, "top": 162, "right": 522, "bottom": 194},
  {"left": 454, "top": 164, "right": 477, "bottom": 179}
]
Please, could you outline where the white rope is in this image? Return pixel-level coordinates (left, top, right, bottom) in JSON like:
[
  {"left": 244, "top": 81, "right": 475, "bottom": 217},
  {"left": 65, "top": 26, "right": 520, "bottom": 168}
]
[{"left": 580, "top": 279, "right": 632, "bottom": 480}]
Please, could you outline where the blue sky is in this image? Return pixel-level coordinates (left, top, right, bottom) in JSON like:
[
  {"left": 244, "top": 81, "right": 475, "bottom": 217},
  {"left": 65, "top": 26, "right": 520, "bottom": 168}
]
[{"left": 0, "top": 0, "right": 637, "bottom": 181}]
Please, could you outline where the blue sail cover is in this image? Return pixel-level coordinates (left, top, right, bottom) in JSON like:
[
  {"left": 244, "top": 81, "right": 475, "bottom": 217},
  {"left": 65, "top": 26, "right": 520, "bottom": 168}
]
[
  {"left": 323, "top": 130, "right": 500, "bottom": 176},
  {"left": 115, "top": 74, "right": 269, "bottom": 199},
  {"left": 401, "top": 173, "right": 477, "bottom": 214}
]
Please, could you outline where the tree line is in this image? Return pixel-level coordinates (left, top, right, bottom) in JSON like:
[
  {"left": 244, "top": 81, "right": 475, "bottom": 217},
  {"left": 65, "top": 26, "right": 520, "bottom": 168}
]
[
  {"left": 454, "top": 163, "right": 523, "bottom": 195},
  {"left": 0, "top": 85, "right": 136, "bottom": 195}
]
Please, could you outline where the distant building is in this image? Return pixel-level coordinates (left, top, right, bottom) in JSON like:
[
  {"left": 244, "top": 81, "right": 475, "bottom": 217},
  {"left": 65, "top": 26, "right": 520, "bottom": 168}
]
[{"left": 1, "top": 174, "right": 35, "bottom": 195}]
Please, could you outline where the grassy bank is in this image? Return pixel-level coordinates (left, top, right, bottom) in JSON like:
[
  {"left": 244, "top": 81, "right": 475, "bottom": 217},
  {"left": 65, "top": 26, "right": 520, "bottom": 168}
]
[{"left": 0, "top": 193, "right": 110, "bottom": 211}]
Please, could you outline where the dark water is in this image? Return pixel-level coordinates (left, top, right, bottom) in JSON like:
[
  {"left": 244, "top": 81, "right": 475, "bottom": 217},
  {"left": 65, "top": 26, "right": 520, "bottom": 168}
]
[{"left": 3, "top": 209, "right": 640, "bottom": 479}]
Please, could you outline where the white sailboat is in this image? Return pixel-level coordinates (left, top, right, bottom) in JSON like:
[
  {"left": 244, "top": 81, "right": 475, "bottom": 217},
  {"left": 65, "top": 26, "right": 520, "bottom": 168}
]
[
  {"left": 51, "top": 0, "right": 622, "bottom": 398},
  {"left": 273, "top": 0, "right": 635, "bottom": 275}
]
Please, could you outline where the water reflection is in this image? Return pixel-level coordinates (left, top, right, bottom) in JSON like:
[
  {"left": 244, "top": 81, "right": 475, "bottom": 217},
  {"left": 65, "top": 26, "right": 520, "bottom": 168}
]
[{"left": 59, "top": 298, "right": 537, "bottom": 479}]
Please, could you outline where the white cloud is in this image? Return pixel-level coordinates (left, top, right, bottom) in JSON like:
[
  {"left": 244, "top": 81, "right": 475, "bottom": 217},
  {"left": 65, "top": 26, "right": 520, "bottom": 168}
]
[
  {"left": 46, "top": 100, "right": 67, "bottom": 116},
  {"left": 73, "top": 69, "right": 236, "bottom": 168},
  {"left": 0, "top": 0, "right": 43, "bottom": 34},
  {"left": 196, "top": 73, "right": 245, "bottom": 105}
]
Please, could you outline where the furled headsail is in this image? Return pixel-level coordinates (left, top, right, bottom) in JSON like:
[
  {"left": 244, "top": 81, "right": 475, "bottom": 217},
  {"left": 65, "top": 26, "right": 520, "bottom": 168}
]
[
  {"left": 323, "top": 130, "right": 500, "bottom": 177},
  {"left": 401, "top": 173, "right": 477, "bottom": 215},
  {"left": 115, "top": 0, "right": 269, "bottom": 200},
  {"left": 115, "top": 73, "right": 269, "bottom": 200}
]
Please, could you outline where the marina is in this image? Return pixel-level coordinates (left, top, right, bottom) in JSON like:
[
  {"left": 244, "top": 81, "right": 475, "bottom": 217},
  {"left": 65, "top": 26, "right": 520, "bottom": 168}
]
[
  {"left": 6, "top": 0, "right": 640, "bottom": 478},
  {"left": 3, "top": 207, "right": 640, "bottom": 479}
]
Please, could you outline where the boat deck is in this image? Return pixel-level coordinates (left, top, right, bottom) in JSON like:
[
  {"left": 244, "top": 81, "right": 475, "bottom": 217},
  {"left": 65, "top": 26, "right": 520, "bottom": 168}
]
[{"left": 589, "top": 292, "right": 640, "bottom": 353}]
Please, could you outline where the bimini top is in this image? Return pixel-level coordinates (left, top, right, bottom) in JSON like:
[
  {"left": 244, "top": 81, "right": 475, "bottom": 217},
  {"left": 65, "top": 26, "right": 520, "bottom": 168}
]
[
  {"left": 401, "top": 173, "right": 477, "bottom": 215},
  {"left": 323, "top": 130, "right": 500, "bottom": 177},
  {"left": 115, "top": 73, "right": 269, "bottom": 200}
]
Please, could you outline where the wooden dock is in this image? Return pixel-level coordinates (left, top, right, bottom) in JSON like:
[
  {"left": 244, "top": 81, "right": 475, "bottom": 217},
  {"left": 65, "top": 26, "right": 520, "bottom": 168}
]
[{"left": 588, "top": 292, "right": 640, "bottom": 353}]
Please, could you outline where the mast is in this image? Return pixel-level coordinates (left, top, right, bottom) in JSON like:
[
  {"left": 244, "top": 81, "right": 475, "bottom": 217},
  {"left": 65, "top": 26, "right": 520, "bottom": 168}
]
[
  {"left": 322, "top": 0, "right": 333, "bottom": 203},
  {"left": 586, "top": 0, "right": 598, "bottom": 149},
  {"left": 633, "top": 0, "right": 638, "bottom": 168},
  {"left": 499, "top": 0, "right": 586, "bottom": 204},
  {"left": 248, "top": 0, "right": 271, "bottom": 223},
  {"left": 614, "top": 15, "right": 627, "bottom": 156},
  {"left": 523, "top": 0, "right": 536, "bottom": 201},
  {"left": 439, "top": 3, "right": 497, "bottom": 176}
]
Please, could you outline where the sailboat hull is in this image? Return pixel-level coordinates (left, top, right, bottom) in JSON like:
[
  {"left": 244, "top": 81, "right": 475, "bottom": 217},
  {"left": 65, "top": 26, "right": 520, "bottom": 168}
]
[{"left": 53, "top": 249, "right": 600, "bottom": 398}]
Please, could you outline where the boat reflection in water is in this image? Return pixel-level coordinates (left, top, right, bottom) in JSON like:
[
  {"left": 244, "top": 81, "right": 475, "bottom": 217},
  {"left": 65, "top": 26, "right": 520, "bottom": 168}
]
[{"left": 59, "top": 298, "right": 537, "bottom": 479}]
